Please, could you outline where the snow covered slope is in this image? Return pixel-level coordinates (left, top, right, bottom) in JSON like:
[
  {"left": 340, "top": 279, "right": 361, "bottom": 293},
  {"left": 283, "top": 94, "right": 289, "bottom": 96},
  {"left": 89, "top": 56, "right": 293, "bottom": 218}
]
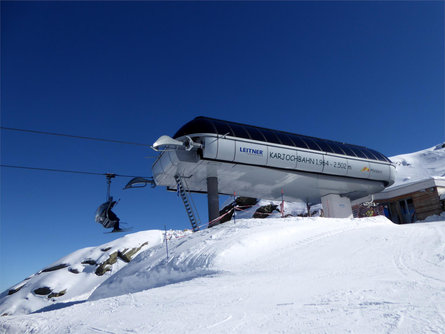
[
  {"left": 1, "top": 144, "right": 445, "bottom": 332},
  {"left": 389, "top": 143, "right": 445, "bottom": 187},
  {"left": 1, "top": 216, "right": 445, "bottom": 333},
  {"left": 0, "top": 230, "right": 190, "bottom": 316}
]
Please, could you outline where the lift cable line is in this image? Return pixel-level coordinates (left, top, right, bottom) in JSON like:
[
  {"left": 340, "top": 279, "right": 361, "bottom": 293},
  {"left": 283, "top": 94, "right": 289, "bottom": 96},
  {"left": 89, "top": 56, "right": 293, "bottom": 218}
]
[
  {"left": 0, "top": 126, "right": 151, "bottom": 147},
  {"left": 1, "top": 163, "right": 154, "bottom": 232},
  {"left": 0, "top": 163, "right": 149, "bottom": 179}
]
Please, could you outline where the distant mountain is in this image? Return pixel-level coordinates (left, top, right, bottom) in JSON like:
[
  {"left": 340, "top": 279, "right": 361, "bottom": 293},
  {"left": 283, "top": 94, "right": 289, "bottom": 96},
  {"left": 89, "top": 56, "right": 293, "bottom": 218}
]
[{"left": 389, "top": 143, "right": 445, "bottom": 187}]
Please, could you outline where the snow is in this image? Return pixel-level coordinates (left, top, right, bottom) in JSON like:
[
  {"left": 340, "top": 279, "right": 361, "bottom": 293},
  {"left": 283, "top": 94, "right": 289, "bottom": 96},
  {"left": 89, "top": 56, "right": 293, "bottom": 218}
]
[
  {"left": 389, "top": 143, "right": 445, "bottom": 187},
  {"left": 2, "top": 216, "right": 445, "bottom": 333},
  {"left": 1, "top": 143, "right": 445, "bottom": 332},
  {"left": 417, "top": 212, "right": 445, "bottom": 223},
  {"left": 0, "top": 230, "right": 190, "bottom": 316}
]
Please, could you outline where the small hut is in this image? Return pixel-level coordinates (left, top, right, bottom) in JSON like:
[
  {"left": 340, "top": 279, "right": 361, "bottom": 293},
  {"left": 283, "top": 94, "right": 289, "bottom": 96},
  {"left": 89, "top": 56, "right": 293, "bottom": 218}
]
[{"left": 352, "top": 177, "right": 445, "bottom": 224}]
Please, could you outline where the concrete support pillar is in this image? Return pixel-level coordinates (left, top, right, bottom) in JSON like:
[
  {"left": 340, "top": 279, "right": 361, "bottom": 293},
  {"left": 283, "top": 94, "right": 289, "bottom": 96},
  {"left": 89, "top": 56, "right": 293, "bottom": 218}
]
[
  {"left": 207, "top": 177, "right": 220, "bottom": 223},
  {"left": 321, "top": 194, "right": 353, "bottom": 218}
]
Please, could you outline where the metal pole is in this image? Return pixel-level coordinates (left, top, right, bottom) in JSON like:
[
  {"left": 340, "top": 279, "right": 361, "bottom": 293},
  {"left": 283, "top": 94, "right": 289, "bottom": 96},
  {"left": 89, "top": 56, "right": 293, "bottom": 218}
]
[
  {"left": 206, "top": 177, "right": 219, "bottom": 222},
  {"left": 164, "top": 225, "right": 169, "bottom": 261},
  {"left": 106, "top": 174, "right": 115, "bottom": 201},
  {"left": 106, "top": 177, "right": 111, "bottom": 201},
  {"left": 233, "top": 192, "right": 236, "bottom": 224},
  {"left": 281, "top": 189, "right": 284, "bottom": 218}
]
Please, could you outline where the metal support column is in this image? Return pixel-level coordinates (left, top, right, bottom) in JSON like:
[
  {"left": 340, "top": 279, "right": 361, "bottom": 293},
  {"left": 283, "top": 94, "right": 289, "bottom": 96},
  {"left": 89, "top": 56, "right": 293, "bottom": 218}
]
[{"left": 207, "top": 177, "right": 220, "bottom": 223}]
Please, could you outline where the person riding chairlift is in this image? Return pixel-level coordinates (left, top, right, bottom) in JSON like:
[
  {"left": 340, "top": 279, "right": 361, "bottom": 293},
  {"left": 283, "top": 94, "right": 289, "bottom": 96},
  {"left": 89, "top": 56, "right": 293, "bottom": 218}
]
[
  {"left": 95, "top": 197, "right": 122, "bottom": 232},
  {"left": 107, "top": 200, "right": 122, "bottom": 232}
]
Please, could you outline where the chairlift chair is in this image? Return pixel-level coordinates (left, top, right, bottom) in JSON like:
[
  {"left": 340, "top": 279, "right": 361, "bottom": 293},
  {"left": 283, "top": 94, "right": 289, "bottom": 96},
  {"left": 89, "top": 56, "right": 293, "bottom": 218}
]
[{"left": 95, "top": 174, "right": 120, "bottom": 229}]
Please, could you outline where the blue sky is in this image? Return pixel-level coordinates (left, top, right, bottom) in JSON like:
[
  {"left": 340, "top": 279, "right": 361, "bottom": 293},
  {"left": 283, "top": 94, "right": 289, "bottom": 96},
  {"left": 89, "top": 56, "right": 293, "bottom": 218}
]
[{"left": 1, "top": 1, "right": 443, "bottom": 292}]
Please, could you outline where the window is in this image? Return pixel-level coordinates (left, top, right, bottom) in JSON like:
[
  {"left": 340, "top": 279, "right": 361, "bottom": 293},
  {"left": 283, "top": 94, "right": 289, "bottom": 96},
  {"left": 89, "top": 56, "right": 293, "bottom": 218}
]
[
  {"left": 261, "top": 130, "right": 282, "bottom": 144},
  {"left": 338, "top": 144, "right": 356, "bottom": 157},
  {"left": 303, "top": 138, "right": 322, "bottom": 151},
  {"left": 246, "top": 127, "right": 266, "bottom": 141},
  {"left": 229, "top": 123, "right": 250, "bottom": 139},
  {"left": 361, "top": 149, "right": 379, "bottom": 160},
  {"left": 312, "top": 138, "right": 334, "bottom": 153},
  {"left": 347, "top": 146, "right": 367, "bottom": 159},
  {"left": 212, "top": 120, "right": 233, "bottom": 136},
  {"left": 276, "top": 133, "right": 295, "bottom": 147},
  {"left": 327, "top": 141, "right": 346, "bottom": 155},
  {"left": 174, "top": 117, "right": 391, "bottom": 162},
  {"left": 368, "top": 149, "right": 390, "bottom": 162},
  {"left": 288, "top": 134, "right": 309, "bottom": 149},
  {"left": 174, "top": 118, "right": 215, "bottom": 138}
]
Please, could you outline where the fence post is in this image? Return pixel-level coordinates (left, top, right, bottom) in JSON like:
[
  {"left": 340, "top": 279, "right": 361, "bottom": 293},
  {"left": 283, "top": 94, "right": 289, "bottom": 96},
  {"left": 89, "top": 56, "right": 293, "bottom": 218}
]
[
  {"left": 281, "top": 189, "right": 285, "bottom": 218},
  {"left": 164, "top": 224, "right": 169, "bottom": 261},
  {"left": 233, "top": 192, "right": 236, "bottom": 224}
]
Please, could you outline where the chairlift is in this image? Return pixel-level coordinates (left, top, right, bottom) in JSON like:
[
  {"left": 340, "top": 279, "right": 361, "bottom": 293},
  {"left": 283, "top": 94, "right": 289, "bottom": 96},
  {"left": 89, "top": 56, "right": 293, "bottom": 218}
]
[
  {"left": 95, "top": 173, "right": 121, "bottom": 231},
  {"left": 124, "top": 176, "right": 156, "bottom": 189}
]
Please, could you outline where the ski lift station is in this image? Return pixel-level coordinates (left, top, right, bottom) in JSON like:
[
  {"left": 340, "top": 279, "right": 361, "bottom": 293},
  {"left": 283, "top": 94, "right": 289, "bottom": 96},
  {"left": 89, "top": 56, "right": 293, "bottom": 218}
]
[{"left": 147, "top": 117, "right": 395, "bottom": 228}]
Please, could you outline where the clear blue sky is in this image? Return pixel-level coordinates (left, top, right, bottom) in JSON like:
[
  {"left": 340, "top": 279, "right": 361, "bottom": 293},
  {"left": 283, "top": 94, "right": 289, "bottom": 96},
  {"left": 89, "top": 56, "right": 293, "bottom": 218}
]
[{"left": 1, "top": 1, "right": 443, "bottom": 292}]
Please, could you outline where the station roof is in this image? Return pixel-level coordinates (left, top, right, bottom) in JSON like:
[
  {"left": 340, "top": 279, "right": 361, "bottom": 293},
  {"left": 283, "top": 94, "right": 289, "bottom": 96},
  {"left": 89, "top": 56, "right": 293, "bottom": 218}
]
[{"left": 174, "top": 116, "right": 391, "bottom": 163}]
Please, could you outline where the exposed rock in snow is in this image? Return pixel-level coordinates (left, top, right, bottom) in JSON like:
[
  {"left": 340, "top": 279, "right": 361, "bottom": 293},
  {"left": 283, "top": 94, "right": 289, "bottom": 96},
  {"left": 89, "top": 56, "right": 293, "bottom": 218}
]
[
  {"left": 0, "top": 230, "right": 190, "bottom": 316},
  {"left": 1, "top": 216, "right": 445, "bottom": 333}
]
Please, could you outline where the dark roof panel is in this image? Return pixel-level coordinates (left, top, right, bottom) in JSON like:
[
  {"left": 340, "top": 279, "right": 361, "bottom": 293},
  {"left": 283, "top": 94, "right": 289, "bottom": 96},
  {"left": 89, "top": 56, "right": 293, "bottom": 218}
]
[
  {"left": 347, "top": 146, "right": 368, "bottom": 159},
  {"left": 247, "top": 127, "right": 266, "bottom": 142},
  {"left": 303, "top": 138, "right": 321, "bottom": 151},
  {"left": 174, "top": 117, "right": 391, "bottom": 162},
  {"left": 312, "top": 138, "right": 334, "bottom": 154},
  {"left": 337, "top": 144, "right": 356, "bottom": 157},
  {"left": 288, "top": 134, "right": 309, "bottom": 149},
  {"left": 174, "top": 118, "right": 215, "bottom": 138},
  {"left": 213, "top": 120, "right": 232, "bottom": 136},
  {"left": 262, "top": 130, "right": 282, "bottom": 145},
  {"left": 361, "top": 149, "right": 379, "bottom": 160},
  {"left": 228, "top": 123, "right": 250, "bottom": 139},
  {"left": 276, "top": 132, "right": 295, "bottom": 147},
  {"left": 368, "top": 149, "right": 391, "bottom": 162},
  {"left": 327, "top": 141, "right": 346, "bottom": 155}
]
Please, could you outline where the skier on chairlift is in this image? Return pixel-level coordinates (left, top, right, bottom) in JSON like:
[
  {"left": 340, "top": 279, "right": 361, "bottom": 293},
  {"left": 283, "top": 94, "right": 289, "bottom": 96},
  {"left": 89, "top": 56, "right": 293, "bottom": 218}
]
[
  {"left": 95, "top": 197, "right": 123, "bottom": 232},
  {"left": 95, "top": 174, "right": 123, "bottom": 232},
  {"left": 107, "top": 199, "right": 122, "bottom": 232}
]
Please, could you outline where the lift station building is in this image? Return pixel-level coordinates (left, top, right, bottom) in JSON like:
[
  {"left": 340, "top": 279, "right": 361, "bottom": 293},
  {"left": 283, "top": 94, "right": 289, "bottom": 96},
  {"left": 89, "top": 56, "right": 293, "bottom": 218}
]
[{"left": 151, "top": 117, "right": 395, "bottom": 225}]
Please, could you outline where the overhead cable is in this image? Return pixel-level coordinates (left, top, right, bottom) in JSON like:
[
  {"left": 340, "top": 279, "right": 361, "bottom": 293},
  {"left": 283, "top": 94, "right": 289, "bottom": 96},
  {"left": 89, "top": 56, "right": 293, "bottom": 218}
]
[
  {"left": 0, "top": 126, "right": 150, "bottom": 147},
  {"left": 0, "top": 164, "right": 147, "bottom": 178}
]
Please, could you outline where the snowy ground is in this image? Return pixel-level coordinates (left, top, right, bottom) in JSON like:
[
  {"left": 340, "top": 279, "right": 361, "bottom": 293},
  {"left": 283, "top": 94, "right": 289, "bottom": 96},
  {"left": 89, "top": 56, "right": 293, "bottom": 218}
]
[
  {"left": 1, "top": 216, "right": 444, "bottom": 333},
  {"left": 389, "top": 143, "right": 445, "bottom": 187}
]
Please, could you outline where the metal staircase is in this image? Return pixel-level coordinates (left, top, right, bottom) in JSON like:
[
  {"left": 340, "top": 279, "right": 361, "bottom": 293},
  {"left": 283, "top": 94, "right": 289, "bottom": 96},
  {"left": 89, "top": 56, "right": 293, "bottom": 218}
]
[{"left": 174, "top": 175, "right": 200, "bottom": 232}]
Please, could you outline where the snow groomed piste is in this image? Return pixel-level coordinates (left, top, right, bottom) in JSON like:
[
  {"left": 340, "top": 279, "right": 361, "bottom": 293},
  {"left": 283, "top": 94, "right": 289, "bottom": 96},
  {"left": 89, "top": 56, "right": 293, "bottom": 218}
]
[
  {"left": 2, "top": 216, "right": 445, "bottom": 333},
  {"left": 152, "top": 117, "right": 395, "bottom": 222}
]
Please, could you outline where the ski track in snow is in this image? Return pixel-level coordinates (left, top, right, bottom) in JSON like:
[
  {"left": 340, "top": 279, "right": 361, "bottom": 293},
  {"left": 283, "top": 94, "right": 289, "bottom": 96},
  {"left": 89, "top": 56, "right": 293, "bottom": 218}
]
[{"left": 1, "top": 217, "right": 445, "bottom": 333}]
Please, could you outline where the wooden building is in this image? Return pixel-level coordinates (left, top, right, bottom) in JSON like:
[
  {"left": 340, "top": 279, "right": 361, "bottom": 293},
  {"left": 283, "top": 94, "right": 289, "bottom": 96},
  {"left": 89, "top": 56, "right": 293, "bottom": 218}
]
[{"left": 352, "top": 177, "right": 445, "bottom": 224}]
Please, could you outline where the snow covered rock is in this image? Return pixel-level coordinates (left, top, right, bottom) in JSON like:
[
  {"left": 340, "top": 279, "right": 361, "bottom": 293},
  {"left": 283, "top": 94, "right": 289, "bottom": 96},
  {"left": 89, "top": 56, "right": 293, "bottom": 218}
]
[
  {"left": 1, "top": 216, "right": 445, "bottom": 333},
  {"left": 0, "top": 230, "right": 190, "bottom": 316}
]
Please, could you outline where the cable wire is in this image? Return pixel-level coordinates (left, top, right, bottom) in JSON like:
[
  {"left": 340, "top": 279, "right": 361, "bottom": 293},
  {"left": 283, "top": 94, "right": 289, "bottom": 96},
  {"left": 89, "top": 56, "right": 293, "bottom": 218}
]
[
  {"left": 0, "top": 164, "right": 148, "bottom": 178},
  {"left": 0, "top": 126, "right": 150, "bottom": 147}
]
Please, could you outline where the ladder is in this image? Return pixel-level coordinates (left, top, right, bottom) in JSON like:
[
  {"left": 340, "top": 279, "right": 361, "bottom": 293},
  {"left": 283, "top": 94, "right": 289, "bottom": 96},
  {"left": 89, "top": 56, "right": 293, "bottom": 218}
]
[{"left": 174, "top": 175, "right": 200, "bottom": 232}]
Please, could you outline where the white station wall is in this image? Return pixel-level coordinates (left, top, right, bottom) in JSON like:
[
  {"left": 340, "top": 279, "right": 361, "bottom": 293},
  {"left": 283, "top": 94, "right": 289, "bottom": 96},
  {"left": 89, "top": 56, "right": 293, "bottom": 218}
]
[{"left": 200, "top": 136, "right": 392, "bottom": 183}]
